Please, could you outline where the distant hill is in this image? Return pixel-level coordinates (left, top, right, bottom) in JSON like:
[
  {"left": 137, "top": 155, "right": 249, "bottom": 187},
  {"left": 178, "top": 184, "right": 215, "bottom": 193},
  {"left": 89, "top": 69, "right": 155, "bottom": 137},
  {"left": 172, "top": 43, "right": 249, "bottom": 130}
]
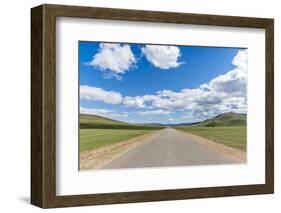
[
  {"left": 80, "top": 114, "right": 163, "bottom": 130},
  {"left": 80, "top": 112, "right": 246, "bottom": 129},
  {"left": 195, "top": 112, "right": 246, "bottom": 127},
  {"left": 166, "top": 121, "right": 201, "bottom": 127},
  {"left": 144, "top": 123, "right": 165, "bottom": 126},
  {"left": 80, "top": 114, "right": 127, "bottom": 126}
]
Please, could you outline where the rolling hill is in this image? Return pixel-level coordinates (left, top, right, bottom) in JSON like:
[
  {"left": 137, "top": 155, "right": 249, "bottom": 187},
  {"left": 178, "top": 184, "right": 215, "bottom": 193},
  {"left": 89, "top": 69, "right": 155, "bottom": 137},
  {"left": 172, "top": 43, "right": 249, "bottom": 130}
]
[
  {"left": 195, "top": 112, "right": 246, "bottom": 127},
  {"left": 80, "top": 114, "right": 163, "bottom": 130}
]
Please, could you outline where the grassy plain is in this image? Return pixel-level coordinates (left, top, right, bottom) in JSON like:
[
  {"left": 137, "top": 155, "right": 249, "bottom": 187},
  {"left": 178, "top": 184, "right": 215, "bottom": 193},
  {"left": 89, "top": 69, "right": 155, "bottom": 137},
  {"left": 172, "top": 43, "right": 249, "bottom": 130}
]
[
  {"left": 176, "top": 113, "right": 247, "bottom": 151},
  {"left": 80, "top": 114, "right": 162, "bottom": 153},
  {"left": 176, "top": 126, "right": 246, "bottom": 151},
  {"left": 80, "top": 128, "right": 153, "bottom": 152}
]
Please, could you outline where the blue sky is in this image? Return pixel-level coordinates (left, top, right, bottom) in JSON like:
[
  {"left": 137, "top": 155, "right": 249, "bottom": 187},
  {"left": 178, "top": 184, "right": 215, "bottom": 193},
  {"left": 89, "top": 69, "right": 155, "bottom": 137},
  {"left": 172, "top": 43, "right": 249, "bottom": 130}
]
[{"left": 79, "top": 41, "right": 247, "bottom": 124}]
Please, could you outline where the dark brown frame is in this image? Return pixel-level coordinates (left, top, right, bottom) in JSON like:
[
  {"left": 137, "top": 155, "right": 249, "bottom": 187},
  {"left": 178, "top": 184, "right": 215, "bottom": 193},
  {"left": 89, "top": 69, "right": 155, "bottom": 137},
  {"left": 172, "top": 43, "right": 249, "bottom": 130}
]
[{"left": 31, "top": 4, "right": 274, "bottom": 208}]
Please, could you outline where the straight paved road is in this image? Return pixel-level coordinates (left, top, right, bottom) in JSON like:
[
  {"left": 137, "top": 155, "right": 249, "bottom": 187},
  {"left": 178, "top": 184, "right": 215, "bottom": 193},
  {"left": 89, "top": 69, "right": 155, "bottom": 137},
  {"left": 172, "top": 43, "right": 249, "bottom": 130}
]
[{"left": 103, "top": 128, "right": 237, "bottom": 169}]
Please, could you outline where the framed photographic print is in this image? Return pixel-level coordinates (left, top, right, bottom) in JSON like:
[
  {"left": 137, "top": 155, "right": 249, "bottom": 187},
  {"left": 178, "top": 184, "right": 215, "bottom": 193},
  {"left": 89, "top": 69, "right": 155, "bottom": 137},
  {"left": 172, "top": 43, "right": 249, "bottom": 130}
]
[{"left": 31, "top": 4, "right": 274, "bottom": 208}]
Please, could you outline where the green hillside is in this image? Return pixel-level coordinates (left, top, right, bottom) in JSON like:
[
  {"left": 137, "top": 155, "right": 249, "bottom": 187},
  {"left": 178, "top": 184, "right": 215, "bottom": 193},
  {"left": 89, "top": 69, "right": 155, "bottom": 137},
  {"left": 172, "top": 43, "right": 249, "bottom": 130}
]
[
  {"left": 196, "top": 112, "right": 246, "bottom": 127},
  {"left": 80, "top": 114, "right": 163, "bottom": 130},
  {"left": 80, "top": 114, "right": 126, "bottom": 127}
]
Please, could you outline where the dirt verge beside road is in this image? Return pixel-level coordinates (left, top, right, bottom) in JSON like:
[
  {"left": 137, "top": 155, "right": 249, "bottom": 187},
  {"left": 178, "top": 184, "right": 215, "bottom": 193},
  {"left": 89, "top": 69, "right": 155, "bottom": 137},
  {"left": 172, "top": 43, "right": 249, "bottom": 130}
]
[
  {"left": 180, "top": 131, "right": 246, "bottom": 163},
  {"left": 80, "top": 130, "right": 160, "bottom": 170}
]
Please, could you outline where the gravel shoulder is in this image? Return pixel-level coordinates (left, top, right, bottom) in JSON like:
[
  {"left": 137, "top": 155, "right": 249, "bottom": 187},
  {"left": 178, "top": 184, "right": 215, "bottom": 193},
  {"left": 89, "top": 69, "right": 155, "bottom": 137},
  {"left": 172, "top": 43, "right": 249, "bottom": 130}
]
[
  {"left": 179, "top": 130, "right": 246, "bottom": 163},
  {"left": 80, "top": 130, "right": 161, "bottom": 170}
]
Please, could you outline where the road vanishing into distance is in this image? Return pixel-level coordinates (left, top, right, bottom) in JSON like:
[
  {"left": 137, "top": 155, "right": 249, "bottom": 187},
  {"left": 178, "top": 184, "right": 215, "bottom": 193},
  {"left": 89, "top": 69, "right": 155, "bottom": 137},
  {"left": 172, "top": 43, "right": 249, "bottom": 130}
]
[{"left": 104, "top": 128, "right": 239, "bottom": 169}]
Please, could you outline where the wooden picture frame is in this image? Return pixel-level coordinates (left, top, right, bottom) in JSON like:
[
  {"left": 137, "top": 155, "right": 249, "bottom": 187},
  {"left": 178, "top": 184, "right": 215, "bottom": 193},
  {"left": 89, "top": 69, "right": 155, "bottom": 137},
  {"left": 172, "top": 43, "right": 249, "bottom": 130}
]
[{"left": 31, "top": 4, "right": 274, "bottom": 208}]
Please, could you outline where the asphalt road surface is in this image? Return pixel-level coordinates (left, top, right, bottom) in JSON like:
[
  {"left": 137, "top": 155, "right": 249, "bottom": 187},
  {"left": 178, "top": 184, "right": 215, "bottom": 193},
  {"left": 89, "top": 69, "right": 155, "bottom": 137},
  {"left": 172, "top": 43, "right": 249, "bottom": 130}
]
[{"left": 103, "top": 128, "right": 237, "bottom": 169}]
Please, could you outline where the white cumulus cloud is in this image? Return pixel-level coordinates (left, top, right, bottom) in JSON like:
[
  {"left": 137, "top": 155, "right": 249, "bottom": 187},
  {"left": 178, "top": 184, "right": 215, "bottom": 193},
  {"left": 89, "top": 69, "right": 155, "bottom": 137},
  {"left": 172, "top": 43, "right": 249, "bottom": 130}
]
[
  {"left": 88, "top": 43, "right": 136, "bottom": 80},
  {"left": 80, "top": 85, "right": 122, "bottom": 104},
  {"left": 208, "top": 50, "right": 247, "bottom": 97},
  {"left": 138, "top": 109, "right": 172, "bottom": 115},
  {"left": 232, "top": 49, "right": 248, "bottom": 70},
  {"left": 141, "top": 45, "right": 182, "bottom": 69},
  {"left": 123, "top": 96, "right": 146, "bottom": 108}
]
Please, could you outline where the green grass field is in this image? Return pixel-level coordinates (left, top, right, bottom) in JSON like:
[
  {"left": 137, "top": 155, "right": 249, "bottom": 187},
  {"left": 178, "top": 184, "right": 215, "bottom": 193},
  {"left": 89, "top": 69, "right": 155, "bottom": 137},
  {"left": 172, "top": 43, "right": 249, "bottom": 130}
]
[
  {"left": 176, "top": 126, "right": 246, "bottom": 151},
  {"left": 176, "top": 112, "right": 246, "bottom": 151},
  {"left": 80, "top": 129, "right": 153, "bottom": 152},
  {"left": 80, "top": 114, "right": 162, "bottom": 153}
]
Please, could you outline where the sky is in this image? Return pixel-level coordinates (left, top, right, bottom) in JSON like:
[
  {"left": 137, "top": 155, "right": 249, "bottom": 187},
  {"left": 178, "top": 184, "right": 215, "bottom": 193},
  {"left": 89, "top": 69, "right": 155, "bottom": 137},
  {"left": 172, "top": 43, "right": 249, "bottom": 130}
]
[{"left": 79, "top": 41, "right": 247, "bottom": 124}]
